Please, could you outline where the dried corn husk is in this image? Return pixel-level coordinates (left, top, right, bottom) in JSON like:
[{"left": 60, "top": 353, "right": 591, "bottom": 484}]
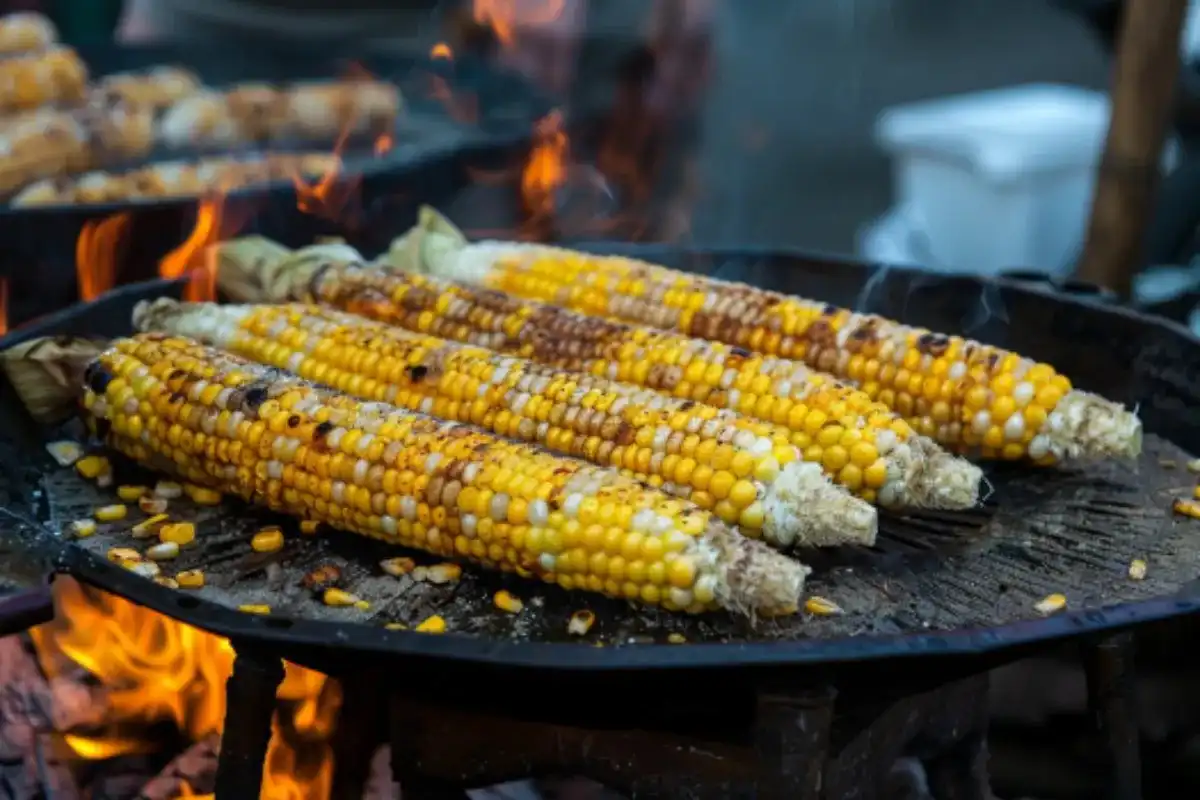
[
  {"left": 1, "top": 337, "right": 103, "bottom": 423},
  {"left": 381, "top": 204, "right": 468, "bottom": 274}
]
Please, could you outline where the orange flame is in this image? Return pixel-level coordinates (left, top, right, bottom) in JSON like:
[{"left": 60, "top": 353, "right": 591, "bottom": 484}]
[
  {"left": 374, "top": 133, "right": 394, "bottom": 157},
  {"left": 0, "top": 277, "right": 8, "bottom": 336},
  {"left": 426, "top": 44, "right": 478, "bottom": 126},
  {"left": 75, "top": 212, "right": 132, "bottom": 302},
  {"left": 472, "top": 0, "right": 565, "bottom": 48},
  {"left": 31, "top": 578, "right": 340, "bottom": 799},
  {"left": 431, "top": 42, "right": 454, "bottom": 61},
  {"left": 521, "top": 109, "right": 568, "bottom": 224},
  {"left": 159, "top": 195, "right": 227, "bottom": 303}
]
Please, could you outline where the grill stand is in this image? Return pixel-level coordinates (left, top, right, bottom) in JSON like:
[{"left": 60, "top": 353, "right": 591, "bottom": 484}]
[
  {"left": 1084, "top": 632, "right": 1142, "bottom": 800},
  {"left": 212, "top": 641, "right": 285, "bottom": 800}
]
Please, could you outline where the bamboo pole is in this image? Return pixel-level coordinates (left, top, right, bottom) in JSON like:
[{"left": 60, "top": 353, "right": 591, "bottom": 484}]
[{"left": 1076, "top": 0, "right": 1190, "bottom": 297}]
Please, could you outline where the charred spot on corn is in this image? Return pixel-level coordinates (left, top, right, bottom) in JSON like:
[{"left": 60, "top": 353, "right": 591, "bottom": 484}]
[{"left": 567, "top": 609, "right": 596, "bottom": 636}]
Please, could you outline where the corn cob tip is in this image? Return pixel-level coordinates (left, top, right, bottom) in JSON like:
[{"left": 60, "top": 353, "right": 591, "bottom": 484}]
[
  {"left": 1045, "top": 390, "right": 1142, "bottom": 461},
  {"left": 1, "top": 336, "right": 105, "bottom": 423},
  {"left": 381, "top": 204, "right": 469, "bottom": 275},
  {"left": 133, "top": 297, "right": 252, "bottom": 341},
  {"left": 703, "top": 524, "right": 810, "bottom": 617},
  {"left": 883, "top": 436, "right": 982, "bottom": 510},
  {"left": 764, "top": 461, "right": 877, "bottom": 548},
  {"left": 214, "top": 238, "right": 363, "bottom": 303}
]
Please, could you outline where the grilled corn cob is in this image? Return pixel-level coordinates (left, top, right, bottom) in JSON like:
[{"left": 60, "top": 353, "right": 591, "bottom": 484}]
[
  {"left": 135, "top": 298, "right": 877, "bottom": 548},
  {"left": 390, "top": 209, "right": 1140, "bottom": 465},
  {"left": 47, "top": 333, "right": 808, "bottom": 616},
  {"left": 214, "top": 241, "right": 983, "bottom": 511}
]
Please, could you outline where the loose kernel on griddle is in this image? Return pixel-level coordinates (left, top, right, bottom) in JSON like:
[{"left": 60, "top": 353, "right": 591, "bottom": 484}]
[
  {"left": 131, "top": 513, "right": 169, "bottom": 538},
  {"left": 239, "top": 604, "right": 270, "bottom": 615},
  {"left": 117, "top": 485, "right": 148, "bottom": 501},
  {"left": 1035, "top": 593, "right": 1067, "bottom": 615},
  {"left": 159, "top": 522, "right": 196, "bottom": 546},
  {"left": 154, "top": 577, "right": 180, "bottom": 589},
  {"left": 567, "top": 610, "right": 595, "bottom": 636},
  {"left": 94, "top": 504, "right": 127, "bottom": 522},
  {"left": 1189, "top": 458, "right": 1200, "bottom": 473},
  {"left": 354, "top": 600, "right": 370, "bottom": 610},
  {"left": 107, "top": 547, "right": 140, "bottom": 563},
  {"left": 667, "top": 633, "right": 687, "bottom": 644},
  {"left": 380, "top": 557, "right": 416, "bottom": 577},
  {"left": 251, "top": 527, "right": 284, "bottom": 553},
  {"left": 414, "top": 563, "right": 461, "bottom": 584},
  {"left": 1174, "top": 499, "right": 1200, "bottom": 519},
  {"left": 1193, "top": 485, "right": 1200, "bottom": 501},
  {"left": 184, "top": 484, "right": 221, "bottom": 505},
  {"left": 384, "top": 622, "right": 406, "bottom": 630},
  {"left": 299, "top": 520, "right": 321, "bottom": 535},
  {"left": 1129, "top": 559, "right": 1147, "bottom": 581},
  {"left": 494, "top": 590, "right": 523, "bottom": 614},
  {"left": 415, "top": 615, "right": 447, "bottom": 633},
  {"left": 176, "top": 569, "right": 204, "bottom": 589},
  {"left": 75, "top": 455, "right": 110, "bottom": 479},
  {"left": 146, "top": 542, "right": 180, "bottom": 560},
  {"left": 139, "top": 496, "right": 168, "bottom": 515},
  {"left": 804, "top": 596, "right": 843, "bottom": 616},
  {"left": 126, "top": 560, "right": 161, "bottom": 578},
  {"left": 68, "top": 519, "right": 96, "bottom": 538},
  {"left": 322, "top": 588, "right": 360, "bottom": 607},
  {"left": 46, "top": 440, "right": 83, "bottom": 466},
  {"left": 153, "top": 481, "right": 183, "bottom": 499}
]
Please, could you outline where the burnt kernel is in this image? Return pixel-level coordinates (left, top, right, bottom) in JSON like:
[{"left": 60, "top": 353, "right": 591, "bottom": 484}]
[
  {"left": 679, "top": 400, "right": 695, "bottom": 410},
  {"left": 168, "top": 392, "right": 186, "bottom": 404},
  {"left": 84, "top": 362, "right": 112, "bottom": 393},
  {"left": 916, "top": 332, "right": 950, "bottom": 356},
  {"left": 406, "top": 364, "right": 429, "bottom": 382},
  {"left": 314, "top": 421, "right": 334, "bottom": 439},
  {"left": 730, "top": 347, "right": 751, "bottom": 358},
  {"left": 287, "top": 415, "right": 301, "bottom": 428},
  {"left": 242, "top": 386, "right": 268, "bottom": 409},
  {"left": 822, "top": 304, "right": 838, "bottom": 315}
]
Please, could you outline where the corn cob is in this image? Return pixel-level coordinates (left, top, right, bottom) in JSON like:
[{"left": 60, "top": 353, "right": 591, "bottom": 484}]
[
  {"left": 390, "top": 209, "right": 1140, "bottom": 465},
  {"left": 59, "top": 333, "right": 808, "bottom": 616},
  {"left": 135, "top": 298, "right": 877, "bottom": 549},
  {"left": 215, "top": 241, "right": 983, "bottom": 511}
]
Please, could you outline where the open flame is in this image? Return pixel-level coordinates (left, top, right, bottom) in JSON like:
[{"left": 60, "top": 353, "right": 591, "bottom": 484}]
[
  {"left": 31, "top": 578, "right": 340, "bottom": 799},
  {"left": 159, "top": 195, "right": 227, "bottom": 303},
  {"left": 471, "top": 0, "right": 565, "bottom": 48},
  {"left": 76, "top": 212, "right": 132, "bottom": 302},
  {"left": 520, "top": 109, "right": 568, "bottom": 229},
  {"left": 0, "top": 276, "right": 7, "bottom": 336}
]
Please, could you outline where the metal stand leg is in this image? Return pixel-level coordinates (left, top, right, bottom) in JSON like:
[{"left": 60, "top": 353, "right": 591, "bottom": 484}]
[
  {"left": 213, "top": 643, "right": 285, "bottom": 800},
  {"left": 924, "top": 732, "right": 995, "bottom": 800},
  {"left": 1084, "top": 631, "right": 1142, "bottom": 800},
  {"left": 752, "top": 687, "right": 835, "bottom": 800},
  {"left": 330, "top": 677, "right": 383, "bottom": 800}
]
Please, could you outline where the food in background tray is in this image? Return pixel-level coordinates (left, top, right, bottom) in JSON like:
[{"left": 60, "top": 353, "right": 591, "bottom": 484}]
[
  {"left": 157, "top": 80, "right": 401, "bottom": 150},
  {"left": 0, "top": 12, "right": 57, "bottom": 56},
  {"left": 93, "top": 66, "right": 203, "bottom": 113},
  {"left": 386, "top": 208, "right": 1144, "bottom": 466},
  {"left": 0, "top": 108, "right": 90, "bottom": 195},
  {"left": 0, "top": 45, "right": 87, "bottom": 113},
  {"left": 10, "top": 152, "right": 338, "bottom": 206}
]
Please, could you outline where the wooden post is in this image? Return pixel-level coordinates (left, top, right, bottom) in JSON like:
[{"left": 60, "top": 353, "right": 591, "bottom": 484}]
[{"left": 1076, "top": 0, "right": 1190, "bottom": 297}]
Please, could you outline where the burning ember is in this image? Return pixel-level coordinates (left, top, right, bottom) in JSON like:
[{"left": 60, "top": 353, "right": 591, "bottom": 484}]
[{"left": 26, "top": 578, "right": 340, "bottom": 799}]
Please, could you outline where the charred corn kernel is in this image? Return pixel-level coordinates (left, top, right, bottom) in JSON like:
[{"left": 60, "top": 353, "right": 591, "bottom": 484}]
[
  {"left": 76, "top": 455, "right": 110, "bottom": 479},
  {"left": 568, "top": 609, "right": 595, "bottom": 636},
  {"left": 76, "top": 333, "right": 810, "bottom": 616},
  {"left": 107, "top": 546, "right": 141, "bottom": 562},
  {"left": 47, "top": 440, "right": 84, "bottom": 466},
  {"left": 380, "top": 557, "right": 416, "bottom": 577},
  {"left": 1035, "top": 593, "right": 1067, "bottom": 615},
  {"left": 251, "top": 527, "right": 285, "bottom": 553},
  {"left": 159, "top": 522, "right": 196, "bottom": 546},
  {"left": 804, "top": 596, "right": 843, "bottom": 616},
  {"left": 154, "top": 576, "right": 180, "bottom": 589},
  {"left": 175, "top": 569, "right": 205, "bottom": 589},
  {"left": 139, "top": 496, "right": 169, "bottom": 515},
  {"left": 146, "top": 542, "right": 180, "bottom": 560},
  {"left": 494, "top": 590, "right": 523, "bottom": 613},
  {"left": 1129, "top": 559, "right": 1147, "bottom": 581},
  {"left": 404, "top": 219, "right": 1141, "bottom": 465},
  {"left": 384, "top": 622, "right": 406, "bottom": 630},
  {"left": 131, "top": 513, "right": 169, "bottom": 538},
  {"left": 1174, "top": 499, "right": 1200, "bottom": 519},
  {"left": 666, "top": 632, "right": 687, "bottom": 644},
  {"left": 69, "top": 519, "right": 96, "bottom": 538},
  {"left": 323, "top": 587, "right": 360, "bottom": 607},
  {"left": 202, "top": 254, "right": 980, "bottom": 512},
  {"left": 184, "top": 484, "right": 222, "bottom": 505},
  {"left": 94, "top": 504, "right": 127, "bottom": 522},
  {"left": 239, "top": 604, "right": 271, "bottom": 615},
  {"left": 154, "top": 481, "right": 183, "bottom": 499},
  {"left": 117, "top": 485, "right": 148, "bottom": 501},
  {"left": 300, "top": 520, "right": 321, "bottom": 535},
  {"left": 415, "top": 615, "right": 447, "bottom": 633},
  {"left": 413, "top": 563, "right": 462, "bottom": 585},
  {"left": 141, "top": 302, "right": 884, "bottom": 548}
]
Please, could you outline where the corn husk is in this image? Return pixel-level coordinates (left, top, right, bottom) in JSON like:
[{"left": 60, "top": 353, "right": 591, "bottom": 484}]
[
  {"left": 1, "top": 337, "right": 103, "bottom": 423},
  {"left": 205, "top": 236, "right": 293, "bottom": 303},
  {"left": 381, "top": 204, "right": 468, "bottom": 274}
]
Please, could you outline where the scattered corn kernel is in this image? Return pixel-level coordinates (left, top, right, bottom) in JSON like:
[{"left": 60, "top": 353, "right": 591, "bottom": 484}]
[
  {"left": 301, "top": 564, "right": 342, "bottom": 592},
  {"left": 380, "top": 557, "right": 417, "bottom": 577},
  {"left": 117, "top": 485, "right": 148, "bottom": 502},
  {"left": 175, "top": 569, "right": 205, "bottom": 589},
  {"left": 96, "top": 472, "right": 113, "bottom": 488},
  {"left": 154, "top": 577, "right": 180, "bottom": 589},
  {"left": 153, "top": 481, "right": 183, "bottom": 499},
  {"left": 184, "top": 484, "right": 222, "bottom": 505},
  {"left": 667, "top": 632, "right": 688, "bottom": 644},
  {"left": 1174, "top": 499, "right": 1200, "bottom": 519},
  {"left": 75, "top": 455, "right": 110, "bottom": 479},
  {"left": 138, "top": 496, "right": 169, "bottom": 515},
  {"left": 322, "top": 587, "right": 361, "bottom": 607},
  {"left": 804, "top": 596, "right": 844, "bottom": 616},
  {"left": 125, "top": 560, "right": 161, "bottom": 579},
  {"left": 415, "top": 615, "right": 447, "bottom": 633},
  {"left": 146, "top": 542, "right": 180, "bottom": 561},
  {"left": 1194, "top": 485, "right": 1200, "bottom": 501},
  {"left": 107, "top": 547, "right": 141, "bottom": 563},
  {"left": 239, "top": 604, "right": 271, "bottom": 615},
  {"left": 1129, "top": 559, "right": 1147, "bottom": 581},
  {"left": 46, "top": 440, "right": 84, "bottom": 466},
  {"left": 1189, "top": 459, "right": 1200, "bottom": 473},
  {"left": 354, "top": 600, "right": 370, "bottom": 610},
  {"left": 299, "top": 520, "right": 321, "bottom": 535},
  {"left": 567, "top": 610, "right": 596, "bottom": 636},
  {"left": 413, "top": 563, "right": 461, "bottom": 584},
  {"left": 1035, "top": 593, "right": 1067, "bottom": 615},
  {"left": 494, "top": 590, "right": 524, "bottom": 614},
  {"left": 131, "top": 513, "right": 169, "bottom": 538},
  {"left": 384, "top": 622, "right": 407, "bottom": 630},
  {"left": 251, "top": 527, "right": 285, "bottom": 553},
  {"left": 159, "top": 522, "right": 196, "bottom": 546},
  {"left": 94, "top": 504, "right": 127, "bottom": 522},
  {"left": 68, "top": 519, "right": 96, "bottom": 538}
]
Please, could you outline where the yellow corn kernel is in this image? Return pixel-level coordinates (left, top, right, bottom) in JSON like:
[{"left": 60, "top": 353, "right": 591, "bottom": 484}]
[
  {"left": 568, "top": 610, "right": 595, "bottom": 636},
  {"left": 299, "top": 520, "right": 321, "bottom": 535},
  {"left": 175, "top": 569, "right": 205, "bottom": 589},
  {"left": 107, "top": 547, "right": 140, "bottom": 563},
  {"left": 1193, "top": 485, "right": 1200, "bottom": 501},
  {"left": 322, "top": 588, "right": 361, "bottom": 607},
  {"left": 131, "top": 513, "right": 169, "bottom": 538},
  {"left": 75, "top": 455, "right": 110, "bottom": 479},
  {"left": 380, "top": 557, "right": 416, "bottom": 577},
  {"left": 159, "top": 522, "right": 196, "bottom": 546},
  {"left": 46, "top": 440, "right": 84, "bottom": 466},
  {"left": 1034, "top": 593, "right": 1067, "bottom": 615},
  {"left": 384, "top": 622, "right": 407, "bottom": 630},
  {"left": 666, "top": 632, "right": 687, "bottom": 644},
  {"left": 68, "top": 519, "right": 96, "bottom": 538},
  {"left": 94, "top": 504, "right": 127, "bottom": 522},
  {"left": 415, "top": 615, "right": 447, "bottom": 633},
  {"left": 146, "top": 542, "right": 180, "bottom": 560},
  {"left": 804, "top": 596, "right": 843, "bottom": 616},
  {"left": 117, "top": 485, "right": 148, "bottom": 502},
  {"left": 494, "top": 590, "right": 523, "bottom": 614},
  {"left": 354, "top": 600, "right": 371, "bottom": 610},
  {"left": 239, "top": 604, "right": 271, "bottom": 615},
  {"left": 1129, "top": 559, "right": 1147, "bottom": 581},
  {"left": 138, "top": 496, "right": 169, "bottom": 515},
  {"left": 154, "top": 576, "right": 180, "bottom": 589},
  {"left": 1174, "top": 499, "right": 1200, "bottom": 519},
  {"left": 414, "top": 563, "right": 461, "bottom": 584},
  {"left": 184, "top": 484, "right": 221, "bottom": 505},
  {"left": 154, "top": 481, "right": 183, "bottom": 499},
  {"left": 251, "top": 527, "right": 284, "bottom": 553}
]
